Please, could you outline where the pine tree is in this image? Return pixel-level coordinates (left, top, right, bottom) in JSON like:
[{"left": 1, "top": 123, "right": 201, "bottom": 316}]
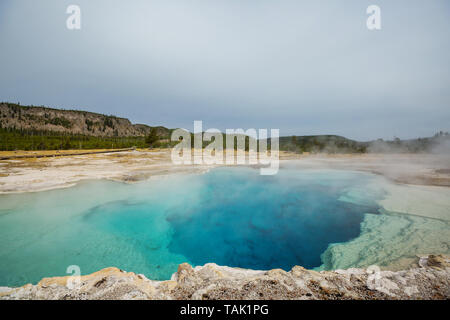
[{"left": 145, "top": 128, "right": 159, "bottom": 147}]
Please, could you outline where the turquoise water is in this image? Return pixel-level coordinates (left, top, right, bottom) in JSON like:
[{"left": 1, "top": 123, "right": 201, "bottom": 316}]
[{"left": 0, "top": 167, "right": 382, "bottom": 287}]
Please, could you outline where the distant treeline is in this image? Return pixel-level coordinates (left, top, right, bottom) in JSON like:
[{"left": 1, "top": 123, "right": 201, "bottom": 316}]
[
  {"left": 0, "top": 128, "right": 148, "bottom": 150},
  {"left": 0, "top": 127, "right": 264, "bottom": 151},
  {"left": 0, "top": 128, "right": 255, "bottom": 151},
  {"left": 1, "top": 126, "right": 449, "bottom": 153},
  {"left": 280, "top": 135, "right": 366, "bottom": 153}
]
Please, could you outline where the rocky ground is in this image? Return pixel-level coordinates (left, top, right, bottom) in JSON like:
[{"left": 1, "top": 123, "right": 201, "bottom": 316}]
[{"left": 0, "top": 255, "right": 448, "bottom": 300}]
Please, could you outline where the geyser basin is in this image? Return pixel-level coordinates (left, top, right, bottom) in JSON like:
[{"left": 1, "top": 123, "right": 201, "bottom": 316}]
[{"left": 0, "top": 167, "right": 445, "bottom": 287}]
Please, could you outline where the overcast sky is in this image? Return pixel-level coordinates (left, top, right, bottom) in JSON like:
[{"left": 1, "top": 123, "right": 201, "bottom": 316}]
[{"left": 0, "top": 0, "right": 449, "bottom": 141}]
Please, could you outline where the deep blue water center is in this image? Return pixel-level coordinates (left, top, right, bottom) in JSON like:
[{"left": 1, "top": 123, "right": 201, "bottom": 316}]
[
  {"left": 0, "top": 167, "right": 381, "bottom": 287},
  {"left": 166, "top": 169, "right": 377, "bottom": 270}
]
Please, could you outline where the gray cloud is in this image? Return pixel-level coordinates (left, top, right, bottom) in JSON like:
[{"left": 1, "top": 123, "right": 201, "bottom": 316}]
[{"left": 0, "top": 0, "right": 449, "bottom": 140}]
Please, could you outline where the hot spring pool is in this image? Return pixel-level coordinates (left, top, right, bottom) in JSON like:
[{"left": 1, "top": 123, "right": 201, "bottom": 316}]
[{"left": 0, "top": 167, "right": 400, "bottom": 287}]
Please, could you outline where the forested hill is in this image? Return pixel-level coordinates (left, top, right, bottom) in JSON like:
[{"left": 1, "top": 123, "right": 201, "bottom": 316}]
[
  {"left": 0, "top": 103, "right": 173, "bottom": 150},
  {"left": 0, "top": 102, "right": 170, "bottom": 138}
]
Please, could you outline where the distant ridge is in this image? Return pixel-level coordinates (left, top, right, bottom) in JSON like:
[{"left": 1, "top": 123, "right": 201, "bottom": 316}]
[
  {"left": 0, "top": 102, "right": 170, "bottom": 138},
  {"left": 0, "top": 102, "right": 448, "bottom": 153}
]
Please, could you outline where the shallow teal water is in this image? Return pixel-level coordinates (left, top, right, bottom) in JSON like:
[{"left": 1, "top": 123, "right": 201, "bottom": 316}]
[{"left": 0, "top": 167, "right": 382, "bottom": 287}]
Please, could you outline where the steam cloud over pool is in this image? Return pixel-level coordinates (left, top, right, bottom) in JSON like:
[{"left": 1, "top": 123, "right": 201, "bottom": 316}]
[{"left": 0, "top": 167, "right": 448, "bottom": 287}]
